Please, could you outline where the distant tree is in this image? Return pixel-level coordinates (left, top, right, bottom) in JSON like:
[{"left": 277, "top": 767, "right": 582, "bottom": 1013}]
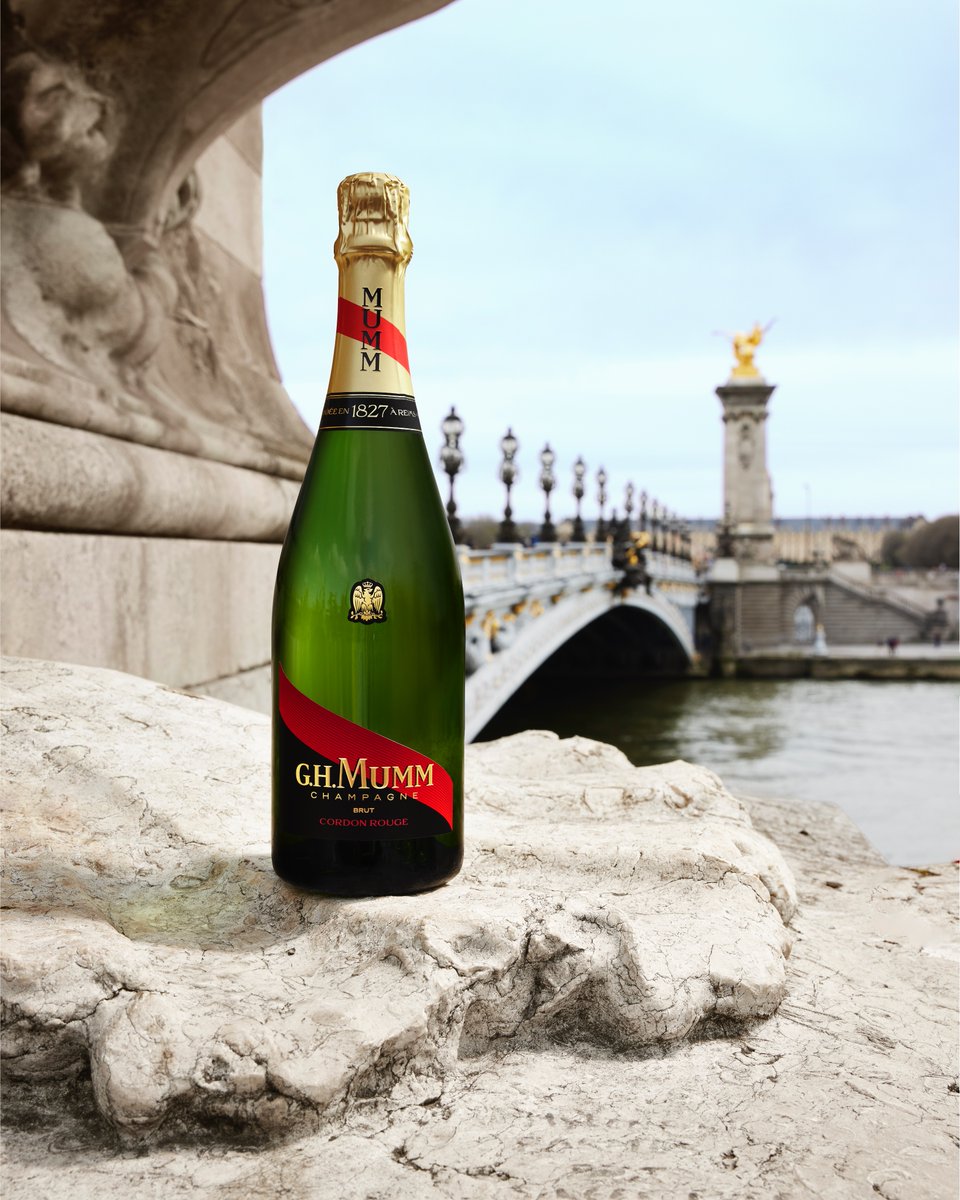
[
  {"left": 461, "top": 517, "right": 541, "bottom": 549},
  {"left": 880, "top": 529, "right": 907, "bottom": 568},
  {"left": 460, "top": 516, "right": 499, "bottom": 549},
  {"left": 898, "top": 515, "right": 959, "bottom": 569}
]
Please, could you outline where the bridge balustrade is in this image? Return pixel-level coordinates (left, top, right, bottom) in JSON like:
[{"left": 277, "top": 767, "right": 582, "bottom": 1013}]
[
  {"left": 644, "top": 551, "right": 699, "bottom": 584},
  {"left": 459, "top": 543, "right": 614, "bottom": 593}
]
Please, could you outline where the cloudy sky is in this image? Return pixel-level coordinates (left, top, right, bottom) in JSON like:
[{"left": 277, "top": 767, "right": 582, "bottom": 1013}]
[{"left": 262, "top": 0, "right": 957, "bottom": 523}]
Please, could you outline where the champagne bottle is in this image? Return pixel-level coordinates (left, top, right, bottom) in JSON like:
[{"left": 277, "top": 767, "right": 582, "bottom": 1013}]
[{"left": 272, "top": 172, "right": 464, "bottom": 895}]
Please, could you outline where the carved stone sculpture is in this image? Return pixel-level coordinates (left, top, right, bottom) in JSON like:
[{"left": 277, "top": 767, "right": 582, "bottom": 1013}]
[
  {"left": 2, "top": 51, "right": 178, "bottom": 384},
  {"left": 0, "top": 0, "right": 452, "bottom": 694}
]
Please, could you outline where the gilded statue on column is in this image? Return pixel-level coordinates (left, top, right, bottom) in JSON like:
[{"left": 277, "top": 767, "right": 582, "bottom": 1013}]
[{"left": 723, "top": 320, "right": 775, "bottom": 380}]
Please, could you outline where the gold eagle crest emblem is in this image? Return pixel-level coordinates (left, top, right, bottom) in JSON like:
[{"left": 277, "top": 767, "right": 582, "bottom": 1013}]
[{"left": 349, "top": 578, "right": 386, "bottom": 624}]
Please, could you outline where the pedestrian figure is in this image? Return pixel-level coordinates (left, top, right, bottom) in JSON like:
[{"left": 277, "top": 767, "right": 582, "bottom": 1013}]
[{"left": 886, "top": 635, "right": 899, "bottom": 655}]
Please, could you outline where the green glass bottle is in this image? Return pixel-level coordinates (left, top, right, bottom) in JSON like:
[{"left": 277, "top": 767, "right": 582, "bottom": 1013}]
[{"left": 272, "top": 172, "right": 464, "bottom": 895}]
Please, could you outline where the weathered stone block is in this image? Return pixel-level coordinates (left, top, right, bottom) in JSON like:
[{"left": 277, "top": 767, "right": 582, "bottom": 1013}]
[
  {"left": 0, "top": 533, "right": 278, "bottom": 687},
  {"left": 2, "top": 657, "right": 795, "bottom": 1144},
  {"left": 1, "top": 413, "right": 300, "bottom": 540}
]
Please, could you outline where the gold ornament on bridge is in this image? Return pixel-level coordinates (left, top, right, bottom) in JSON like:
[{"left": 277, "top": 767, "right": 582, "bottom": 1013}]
[{"left": 717, "top": 320, "right": 775, "bottom": 380}]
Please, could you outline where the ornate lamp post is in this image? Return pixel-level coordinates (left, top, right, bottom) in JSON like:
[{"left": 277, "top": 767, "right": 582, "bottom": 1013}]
[
  {"left": 623, "top": 482, "right": 635, "bottom": 536},
  {"left": 639, "top": 489, "right": 648, "bottom": 535},
  {"left": 497, "top": 428, "right": 520, "bottom": 544},
  {"left": 651, "top": 500, "right": 661, "bottom": 552},
  {"left": 439, "top": 406, "right": 464, "bottom": 544},
  {"left": 595, "top": 467, "right": 608, "bottom": 542},
  {"left": 571, "top": 456, "right": 587, "bottom": 542},
  {"left": 538, "top": 443, "right": 557, "bottom": 543}
]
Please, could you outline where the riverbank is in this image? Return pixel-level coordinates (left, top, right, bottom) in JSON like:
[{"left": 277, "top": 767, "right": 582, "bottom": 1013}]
[{"left": 731, "top": 643, "right": 960, "bottom": 681}]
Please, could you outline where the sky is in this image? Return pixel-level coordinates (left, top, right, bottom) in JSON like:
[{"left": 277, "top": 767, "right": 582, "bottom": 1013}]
[{"left": 262, "top": 0, "right": 958, "bottom": 523}]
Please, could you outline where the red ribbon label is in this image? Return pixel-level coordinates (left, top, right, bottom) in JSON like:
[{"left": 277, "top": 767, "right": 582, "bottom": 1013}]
[
  {"left": 336, "top": 297, "right": 410, "bottom": 373},
  {"left": 277, "top": 666, "right": 453, "bottom": 840}
]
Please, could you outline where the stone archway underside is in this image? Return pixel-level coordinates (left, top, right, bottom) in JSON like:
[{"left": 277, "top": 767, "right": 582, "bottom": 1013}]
[
  {"left": 466, "top": 589, "right": 695, "bottom": 741},
  {"left": 7, "top": 0, "right": 453, "bottom": 229}
]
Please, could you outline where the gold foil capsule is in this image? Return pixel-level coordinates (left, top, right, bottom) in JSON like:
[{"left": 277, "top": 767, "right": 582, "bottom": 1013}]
[{"left": 335, "top": 172, "right": 412, "bottom": 264}]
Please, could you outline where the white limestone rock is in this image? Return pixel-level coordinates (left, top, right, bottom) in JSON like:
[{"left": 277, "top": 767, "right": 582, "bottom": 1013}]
[
  {"left": 4, "top": 657, "right": 955, "bottom": 1199},
  {"left": 1, "top": 657, "right": 795, "bottom": 1145}
]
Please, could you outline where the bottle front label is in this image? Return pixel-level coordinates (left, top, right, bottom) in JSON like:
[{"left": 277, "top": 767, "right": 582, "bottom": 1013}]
[
  {"left": 276, "top": 666, "right": 453, "bottom": 841},
  {"left": 320, "top": 392, "right": 421, "bottom": 432}
]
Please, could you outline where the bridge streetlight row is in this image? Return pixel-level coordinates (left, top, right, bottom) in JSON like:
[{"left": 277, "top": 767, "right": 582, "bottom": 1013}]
[{"left": 437, "top": 409, "right": 692, "bottom": 560}]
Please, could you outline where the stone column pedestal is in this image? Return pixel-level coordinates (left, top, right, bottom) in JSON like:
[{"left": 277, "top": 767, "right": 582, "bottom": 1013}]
[{"left": 716, "top": 378, "right": 777, "bottom": 565}]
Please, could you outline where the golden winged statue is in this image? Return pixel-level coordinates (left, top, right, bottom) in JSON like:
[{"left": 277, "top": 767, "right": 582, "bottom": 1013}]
[
  {"left": 349, "top": 579, "right": 385, "bottom": 623},
  {"left": 715, "top": 319, "right": 775, "bottom": 380}
]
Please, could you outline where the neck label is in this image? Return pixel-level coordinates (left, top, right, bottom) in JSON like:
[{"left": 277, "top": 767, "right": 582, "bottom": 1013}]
[
  {"left": 320, "top": 391, "right": 421, "bottom": 432},
  {"left": 337, "top": 295, "right": 410, "bottom": 375}
]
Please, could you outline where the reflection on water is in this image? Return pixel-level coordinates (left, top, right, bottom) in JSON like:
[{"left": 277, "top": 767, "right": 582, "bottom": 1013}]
[{"left": 478, "top": 678, "right": 959, "bottom": 867}]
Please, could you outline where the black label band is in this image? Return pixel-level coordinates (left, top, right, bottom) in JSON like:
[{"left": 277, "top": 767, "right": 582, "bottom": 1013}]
[
  {"left": 320, "top": 392, "right": 421, "bottom": 432},
  {"left": 276, "top": 717, "right": 451, "bottom": 841},
  {"left": 275, "top": 666, "right": 455, "bottom": 843}
]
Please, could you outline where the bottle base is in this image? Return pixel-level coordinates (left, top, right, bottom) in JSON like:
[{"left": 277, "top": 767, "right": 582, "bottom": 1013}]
[{"left": 272, "top": 835, "right": 463, "bottom": 897}]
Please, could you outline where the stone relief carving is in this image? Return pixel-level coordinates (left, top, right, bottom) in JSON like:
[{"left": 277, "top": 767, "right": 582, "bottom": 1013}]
[
  {"left": 734, "top": 535, "right": 759, "bottom": 563},
  {"left": 1, "top": 51, "right": 111, "bottom": 205},
  {"left": 162, "top": 170, "right": 202, "bottom": 234},
  {"left": 0, "top": 0, "right": 442, "bottom": 491},
  {"left": 0, "top": 43, "right": 311, "bottom": 478},
  {"left": 1, "top": 51, "right": 177, "bottom": 385},
  {"left": 738, "top": 420, "right": 754, "bottom": 469}
]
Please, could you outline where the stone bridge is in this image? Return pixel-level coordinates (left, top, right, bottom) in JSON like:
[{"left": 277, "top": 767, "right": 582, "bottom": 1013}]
[
  {"left": 707, "top": 560, "right": 945, "bottom": 665},
  {"left": 461, "top": 544, "right": 699, "bottom": 740}
]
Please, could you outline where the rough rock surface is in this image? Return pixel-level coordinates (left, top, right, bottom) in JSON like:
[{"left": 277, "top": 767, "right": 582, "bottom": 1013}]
[
  {"left": 1, "top": 658, "right": 795, "bottom": 1130},
  {"left": 2, "top": 657, "right": 957, "bottom": 1198}
]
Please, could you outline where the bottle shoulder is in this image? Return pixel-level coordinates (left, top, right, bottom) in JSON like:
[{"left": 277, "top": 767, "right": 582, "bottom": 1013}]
[
  {"left": 279, "top": 429, "right": 461, "bottom": 589},
  {"left": 291, "top": 431, "right": 446, "bottom": 522}
]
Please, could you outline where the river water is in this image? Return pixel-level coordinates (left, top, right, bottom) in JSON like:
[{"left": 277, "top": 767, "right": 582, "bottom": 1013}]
[{"left": 477, "top": 678, "right": 959, "bottom": 867}]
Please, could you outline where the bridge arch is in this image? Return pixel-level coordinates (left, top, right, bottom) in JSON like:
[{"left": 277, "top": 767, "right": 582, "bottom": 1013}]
[
  {"left": 465, "top": 588, "right": 694, "bottom": 741},
  {"left": 783, "top": 583, "right": 825, "bottom": 645}
]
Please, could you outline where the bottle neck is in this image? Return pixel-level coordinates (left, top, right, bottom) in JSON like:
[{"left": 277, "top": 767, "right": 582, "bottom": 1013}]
[{"left": 327, "top": 256, "right": 412, "bottom": 397}]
